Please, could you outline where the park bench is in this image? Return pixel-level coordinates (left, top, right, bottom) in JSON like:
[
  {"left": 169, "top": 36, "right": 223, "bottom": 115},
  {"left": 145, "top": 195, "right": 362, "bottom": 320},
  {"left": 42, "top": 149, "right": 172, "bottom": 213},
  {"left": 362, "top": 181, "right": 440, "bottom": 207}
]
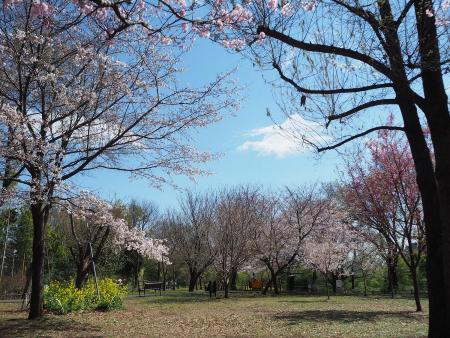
[{"left": 138, "top": 281, "right": 163, "bottom": 296}]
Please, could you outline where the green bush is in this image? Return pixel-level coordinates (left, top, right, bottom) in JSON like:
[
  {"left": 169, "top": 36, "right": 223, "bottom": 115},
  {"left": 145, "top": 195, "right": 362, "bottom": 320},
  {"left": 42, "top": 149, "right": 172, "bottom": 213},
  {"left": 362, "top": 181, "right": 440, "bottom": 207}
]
[{"left": 44, "top": 278, "right": 127, "bottom": 314}]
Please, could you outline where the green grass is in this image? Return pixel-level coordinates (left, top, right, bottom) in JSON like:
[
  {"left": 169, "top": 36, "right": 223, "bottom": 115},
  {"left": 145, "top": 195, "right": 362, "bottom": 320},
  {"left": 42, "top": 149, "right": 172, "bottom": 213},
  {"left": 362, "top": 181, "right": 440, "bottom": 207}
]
[{"left": 0, "top": 291, "right": 428, "bottom": 337}]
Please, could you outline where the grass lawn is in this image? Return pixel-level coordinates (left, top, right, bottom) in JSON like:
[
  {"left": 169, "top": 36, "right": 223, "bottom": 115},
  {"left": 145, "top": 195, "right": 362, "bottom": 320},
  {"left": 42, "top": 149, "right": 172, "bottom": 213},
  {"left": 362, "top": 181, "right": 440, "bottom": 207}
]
[{"left": 0, "top": 291, "right": 428, "bottom": 337}]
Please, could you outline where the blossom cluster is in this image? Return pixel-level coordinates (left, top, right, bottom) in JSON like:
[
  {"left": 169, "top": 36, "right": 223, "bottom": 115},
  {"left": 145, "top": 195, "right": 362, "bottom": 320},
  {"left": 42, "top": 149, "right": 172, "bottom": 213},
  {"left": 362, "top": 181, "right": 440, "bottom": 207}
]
[
  {"left": 302, "top": 209, "right": 359, "bottom": 276},
  {"left": 64, "top": 191, "right": 170, "bottom": 262},
  {"left": 0, "top": 3, "right": 237, "bottom": 204}
]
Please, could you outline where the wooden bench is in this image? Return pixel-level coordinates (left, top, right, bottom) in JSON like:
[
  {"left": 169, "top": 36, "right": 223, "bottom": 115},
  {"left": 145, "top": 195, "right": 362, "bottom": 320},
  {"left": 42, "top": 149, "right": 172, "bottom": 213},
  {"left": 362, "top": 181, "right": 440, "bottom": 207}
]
[{"left": 138, "top": 281, "right": 163, "bottom": 296}]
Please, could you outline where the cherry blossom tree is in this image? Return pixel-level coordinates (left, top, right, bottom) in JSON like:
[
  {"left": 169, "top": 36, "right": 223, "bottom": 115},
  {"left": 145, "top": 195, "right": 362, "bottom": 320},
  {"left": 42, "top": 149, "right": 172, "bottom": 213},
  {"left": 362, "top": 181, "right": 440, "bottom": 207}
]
[
  {"left": 0, "top": 1, "right": 237, "bottom": 318},
  {"left": 252, "top": 186, "right": 328, "bottom": 294},
  {"left": 125, "top": 200, "right": 159, "bottom": 288},
  {"left": 60, "top": 192, "right": 168, "bottom": 289},
  {"left": 343, "top": 127, "right": 426, "bottom": 311},
  {"left": 252, "top": 194, "right": 293, "bottom": 295},
  {"left": 351, "top": 240, "right": 382, "bottom": 297},
  {"left": 214, "top": 186, "right": 260, "bottom": 298},
  {"left": 158, "top": 192, "right": 217, "bottom": 292},
  {"left": 303, "top": 211, "right": 358, "bottom": 299},
  {"left": 349, "top": 222, "right": 401, "bottom": 296},
  {"left": 209, "top": 0, "right": 449, "bottom": 332}
]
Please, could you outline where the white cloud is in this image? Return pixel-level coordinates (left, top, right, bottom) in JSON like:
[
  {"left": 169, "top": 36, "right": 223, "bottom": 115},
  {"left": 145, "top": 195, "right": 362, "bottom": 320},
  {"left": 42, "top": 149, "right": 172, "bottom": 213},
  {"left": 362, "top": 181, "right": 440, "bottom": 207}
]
[{"left": 237, "top": 114, "right": 330, "bottom": 158}]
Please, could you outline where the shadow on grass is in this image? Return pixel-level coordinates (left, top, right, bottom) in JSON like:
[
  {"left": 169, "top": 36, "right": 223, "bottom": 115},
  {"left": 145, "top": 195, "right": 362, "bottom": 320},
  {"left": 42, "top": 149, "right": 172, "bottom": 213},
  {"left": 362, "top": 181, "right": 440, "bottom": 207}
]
[
  {"left": 132, "top": 290, "right": 267, "bottom": 305},
  {"left": 132, "top": 292, "right": 212, "bottom": 305},
  {"left": 273, "top": 309, "right": 424, "bottom": 325},
  {"left": 279, "top": 294, "right": 428, "bottom": 305},
  {"left": 0, "top": 311, "right": 101, "bottom": 337},
  {"left": 279, "top": 299, "right": 330, "bottom": 304}
]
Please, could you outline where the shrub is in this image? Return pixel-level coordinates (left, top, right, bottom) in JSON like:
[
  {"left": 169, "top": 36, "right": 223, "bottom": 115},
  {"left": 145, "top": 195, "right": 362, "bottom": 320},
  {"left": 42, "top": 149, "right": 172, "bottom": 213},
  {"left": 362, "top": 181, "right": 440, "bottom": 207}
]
[{"left": 44, "top": 278, "right": 127, "bottom": 314}]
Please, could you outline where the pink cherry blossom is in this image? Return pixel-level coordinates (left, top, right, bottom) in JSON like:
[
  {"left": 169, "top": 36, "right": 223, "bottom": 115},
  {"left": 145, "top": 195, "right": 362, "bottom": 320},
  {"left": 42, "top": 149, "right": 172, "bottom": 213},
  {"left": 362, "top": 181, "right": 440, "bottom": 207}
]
[
  {"left": 30, "top": 1, "right": 52, "bottom": 18},
  {"left": 268, "top": 0, "right": 278, "bottom": 10},
  {"left": 258, "top": 31, "right": 266, "bottom": 41},
  {"left": 301, "top": 0, "right": 317, "bottom": 11},
  {"left": 220, "top": 38, "right": 246, "bottom": 49},
  {"left": 443, "top": 0, "right": 449, "bottom": 10},
  {"left": 281, "top": 3, "right": 293, "bottom": 16},
  {"left": 182, "top": 22, "right": 190, "bottom": 33},
  {"left": 3, "top": 0, "right": 22, "bottom": 9},
  {"left": 65, "top": 191, "right": 170, "bottom": 262}
]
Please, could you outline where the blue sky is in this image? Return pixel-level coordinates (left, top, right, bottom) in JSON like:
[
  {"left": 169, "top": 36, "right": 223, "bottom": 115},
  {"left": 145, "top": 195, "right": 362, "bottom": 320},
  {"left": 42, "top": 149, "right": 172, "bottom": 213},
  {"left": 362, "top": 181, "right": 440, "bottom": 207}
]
[{"left": 76, "top": 38, "right": 341, "bottom": 210}]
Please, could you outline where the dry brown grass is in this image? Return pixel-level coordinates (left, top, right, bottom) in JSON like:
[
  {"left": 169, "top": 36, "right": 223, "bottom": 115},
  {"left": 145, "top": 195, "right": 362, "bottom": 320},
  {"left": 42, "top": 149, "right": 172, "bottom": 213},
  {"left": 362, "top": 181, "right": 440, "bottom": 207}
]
[{"left": 0, "top": 291, "right": 428, "bottom": 337}]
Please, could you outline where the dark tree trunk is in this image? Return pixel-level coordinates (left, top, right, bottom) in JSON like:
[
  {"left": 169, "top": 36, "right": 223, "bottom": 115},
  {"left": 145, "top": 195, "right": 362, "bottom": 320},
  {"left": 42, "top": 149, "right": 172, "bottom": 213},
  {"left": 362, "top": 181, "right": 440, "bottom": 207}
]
[
  {"left": 375, "top": 1, "right": 448, "bottom": 332},
  {"left": 224, "top": 281, "right": 229, "bottom": 298},
  {"left": 351, "top": 270, "right": 355, "bottom": 290},
  {"left": 262, "top": 262, "right": 280, "bottom": 295},
  {"left": 363, "top": 274, "right": 367, "bottom": 297},
  {"left": 230, "top": 268, "right": 238, "bottom": 291},
  {"left": 386, "top": 256, "right": 398, "bottom": 297},
  {"left": 134, "top": 252, "right": 140, "bottom": 289},
  {"left": 330, "top": 274, "right": 337, "bottom": 294},
  {"left": 263, "top": 266, "right": 279, "bottom": 295},
  {"left": 157, "top": 261, "right": 161, "bottom": 281},
  {"left": 400, "top": 98, "right": 446, "bottom": 332},
  {"left": 273, "top": 276, "right": 279, "bottom": 294},
  {"left": 21, "top": 264, "right": 32, "bottom": 299},
  {"left": 28, "top": 204, "right": 47, "bottom": 319},
  {"left": 262, "top": 278, "right": 271, "bottom": 295},
  {"left": 262, "top": 274, "right": 280, "bottom": 295},
  {"left": 172, "top": 265, "right": 176, "bottom": 290},
  {"left": 312, "top": 270, "right": 317, "bottom": 288},
  {"left": 75, "top": 257, "right": 91, "bottom": 289},
  {"left": 188, "top": 269, "right": 197, "bottom": 292},
  {"left": 162, "top": 264, "right": 166, "bottom": 291},
  {"left": 410, "top": 267, "right": 422, "bottom": 312},
  {"left": 411, "top": 1, "right": 450, "bottom": 332}
]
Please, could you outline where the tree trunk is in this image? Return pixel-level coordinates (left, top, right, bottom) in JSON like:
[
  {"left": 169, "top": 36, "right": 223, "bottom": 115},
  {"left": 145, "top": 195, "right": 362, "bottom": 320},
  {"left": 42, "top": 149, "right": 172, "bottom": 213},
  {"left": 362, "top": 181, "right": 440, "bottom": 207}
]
[
  {"left": 74, "top": 258, "right": 91, "bottom": 289},
  {"left": 262, "top": 277, "right": 272, "bottom": 295},
  {"left": 411, "top": 266, "right": 422, "bottom": 312},
  {"left": 412, "top": 2, "right": 450, "bottom": 330},
  {"left": 0, "top": 212, "right": 9, "bottom": 281},
  {"left": 224, "top": 281, "right": 229, "bottom": 298},
  {"left": 363, "top": 274, "right": 367, "bottom": 297},
  {"left": 351, "top": 270, "right": 355, "bottom": 290},
  {"left": 386, "top": 256, "right": 398, "bottom": 297},
  {"left": 28, "top": 204, "right": 46, "bottom": 319},
  {"left": 399, "top": 97, "right": 446, "bottom": 332},
  {"left": 162, "top": 264, "right": 166, "bottom": 291},
  {"left": 331, "top": 274, "right": 337, "bottom": 294},
  {"left": 312, "top": 270, "right": 317, "bottom": 290},
  {"left": 172, "top": 265, "right": 176, "bottom": 290},
  {"left": 262, "top": 265, "right": 278, "bottom": 295},
  {"left": 21, "top": 264, "right": 32, "bottom": 297},
  {"left": 267, "top": 267, "right": 279, "bottom": 295},
  {"left": 273, "top": 276, "right": 279, "bottom": 294},
  {"left": 230, "top": 268, "right": 238, "bottom": 291},
  {"left": 376, "top": 3, "right": 448, "bottom": 331},
  {"left": 134, "top": 251, "right": 140, "bottom": 289},
  {"left": 188, "top": 269, "right": 197, "bottom": 292}
]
